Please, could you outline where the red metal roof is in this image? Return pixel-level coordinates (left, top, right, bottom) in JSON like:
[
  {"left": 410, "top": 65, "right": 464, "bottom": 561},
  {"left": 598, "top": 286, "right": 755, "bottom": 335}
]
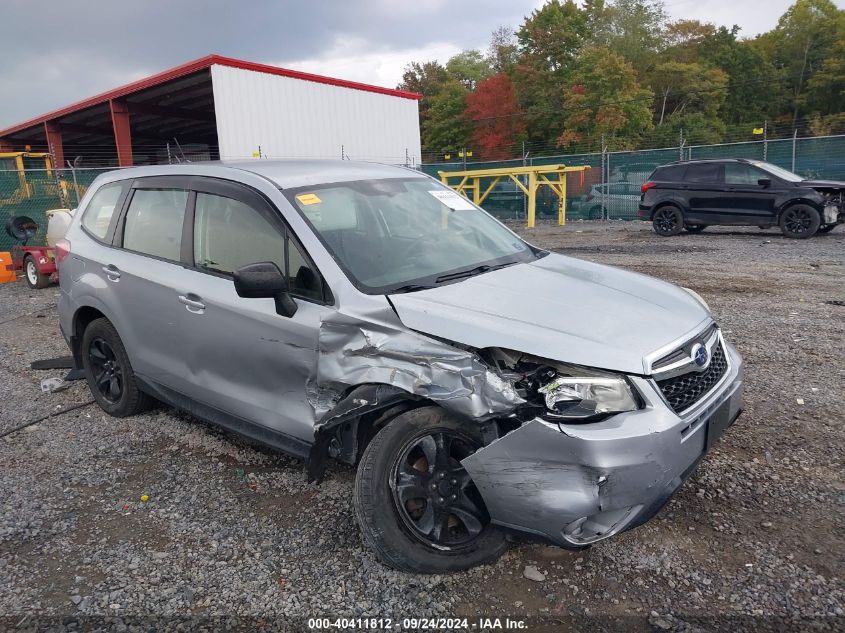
[{"left": 0, "top": 54, "right": 422, "bottom": 137}]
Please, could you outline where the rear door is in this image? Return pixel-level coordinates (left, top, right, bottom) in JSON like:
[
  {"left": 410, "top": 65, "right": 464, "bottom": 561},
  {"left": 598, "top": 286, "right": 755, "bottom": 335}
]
[
  {"left": 105, "top": 177, "right": 193, "bottom": 389},
  {"left": 720, "top": 162, "right": 781, "bottom": 223},
  {"left": 174, "top": 178, "right": 334, "bottom": 445},
  {"left": 683, "top": 163, "right": 723, "bottom": 224}
]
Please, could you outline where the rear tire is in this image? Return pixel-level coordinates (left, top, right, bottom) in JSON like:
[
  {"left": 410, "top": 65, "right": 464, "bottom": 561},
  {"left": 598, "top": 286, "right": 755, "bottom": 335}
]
[
  {"left": 780, "top": 204, "right": 821, "bottom": 239},
  {"left": 24, "top": 256, "right": 50, "bottom": 289},
  {"left": 81, "top": 318, "right": 153, "bottom": 417},
  {"left": 685, "top": 224, "right": 707, "bottom": 233},
  {"left": 818, "top": 224, "right": 838, "bottom": 233},
  {"left": 353, "top": 407, "right": 508, "bottom": 573},
  {"left": 652, "top": 206, "right": 684, "bottom": 236}
]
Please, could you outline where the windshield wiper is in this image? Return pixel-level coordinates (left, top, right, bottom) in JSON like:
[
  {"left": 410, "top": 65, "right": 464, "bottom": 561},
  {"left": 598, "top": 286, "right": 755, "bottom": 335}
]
[
  {"left": 434, "top": 261, "right": 518, "bottom": 284},
  {"left": 388, "top": 283, "right": 436, "bottom": 294}
]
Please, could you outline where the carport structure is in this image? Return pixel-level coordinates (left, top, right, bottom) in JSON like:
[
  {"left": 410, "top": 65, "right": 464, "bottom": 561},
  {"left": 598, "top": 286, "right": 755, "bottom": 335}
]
[{"left": 0, "top": 55, "right": 422, "bottom": 168}]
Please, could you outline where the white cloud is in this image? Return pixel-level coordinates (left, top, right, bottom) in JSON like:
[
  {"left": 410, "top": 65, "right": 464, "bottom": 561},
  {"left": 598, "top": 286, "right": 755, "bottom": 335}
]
[{"left": 276, "top": 37, "right": 463, "bottom": 89}]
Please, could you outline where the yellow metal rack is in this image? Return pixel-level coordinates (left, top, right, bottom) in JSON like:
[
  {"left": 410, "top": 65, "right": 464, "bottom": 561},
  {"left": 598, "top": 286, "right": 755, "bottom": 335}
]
[{"left": 438, "top": 164, "right": 591, "bottom": 228}]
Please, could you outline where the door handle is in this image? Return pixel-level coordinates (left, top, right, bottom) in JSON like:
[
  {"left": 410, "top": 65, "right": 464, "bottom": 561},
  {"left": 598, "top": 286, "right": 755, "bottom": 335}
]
[
  {"left": 178, "top": 294, "right": 206, "bottom": 313},
  {"left": 102, "top": 265, "right": 121, "bottom": 281}
]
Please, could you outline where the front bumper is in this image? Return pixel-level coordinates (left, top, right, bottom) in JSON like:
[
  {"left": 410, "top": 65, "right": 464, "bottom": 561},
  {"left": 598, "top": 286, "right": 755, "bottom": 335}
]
[{"left": 461, "top": 342, "right": 743, "bottom": 547}]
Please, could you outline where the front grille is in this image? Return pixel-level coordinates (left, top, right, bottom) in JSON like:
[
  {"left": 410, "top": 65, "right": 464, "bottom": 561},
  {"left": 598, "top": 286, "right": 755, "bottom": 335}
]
[{"left": 656, "top": 342, "right": 728, "bottom": 413}]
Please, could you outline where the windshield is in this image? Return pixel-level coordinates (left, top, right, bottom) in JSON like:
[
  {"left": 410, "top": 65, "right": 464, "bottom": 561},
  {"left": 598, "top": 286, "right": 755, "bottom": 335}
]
[
  {"left": 286, "top": 178, "right": 541, "bottom": 294},
  {"left": 748, "top": 160, "right": 804, "bottom": 183}
]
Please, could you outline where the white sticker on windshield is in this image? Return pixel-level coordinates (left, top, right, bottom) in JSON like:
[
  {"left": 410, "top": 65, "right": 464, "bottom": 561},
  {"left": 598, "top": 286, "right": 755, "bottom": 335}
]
[{"left": 428, "top": 189, "right": 476, "bottom": 211}]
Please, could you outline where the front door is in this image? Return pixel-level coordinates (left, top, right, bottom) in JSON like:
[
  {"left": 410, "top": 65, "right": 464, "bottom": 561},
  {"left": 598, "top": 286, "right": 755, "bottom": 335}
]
[
  {"left": 719, "top": 162, "right": 780, "bottom": 223},
  {"left": 175, "top": 180, "right": 334, "bottom": 444}
]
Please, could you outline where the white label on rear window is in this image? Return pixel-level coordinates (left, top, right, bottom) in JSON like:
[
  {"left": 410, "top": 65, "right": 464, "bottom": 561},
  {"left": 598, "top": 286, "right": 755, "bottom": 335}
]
[{"left": 428, "top": 190, "right": 476, "bottom": 210}]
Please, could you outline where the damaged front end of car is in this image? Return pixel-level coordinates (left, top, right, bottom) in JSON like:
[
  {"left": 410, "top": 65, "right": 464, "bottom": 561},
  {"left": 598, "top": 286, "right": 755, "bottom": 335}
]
[{"left": 307, "top": 310, "right": 743, "bottom": 549}]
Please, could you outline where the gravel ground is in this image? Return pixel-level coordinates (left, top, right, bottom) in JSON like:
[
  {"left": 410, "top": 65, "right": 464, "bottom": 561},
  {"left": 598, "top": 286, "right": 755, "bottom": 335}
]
[{"left": 0, "top": 221, "right": 843, "bottom": 632}]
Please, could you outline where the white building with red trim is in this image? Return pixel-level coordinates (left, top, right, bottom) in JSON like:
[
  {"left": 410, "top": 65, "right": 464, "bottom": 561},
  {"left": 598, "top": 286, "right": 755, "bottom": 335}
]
[{"left": 0, "top": 55, "right": 422, "bottom": 167}]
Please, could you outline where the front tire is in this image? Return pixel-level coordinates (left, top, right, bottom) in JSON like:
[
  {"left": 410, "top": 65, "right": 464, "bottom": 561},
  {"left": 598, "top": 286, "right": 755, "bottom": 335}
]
[
  {"left": 81, "top": 318, "right": 153, "bottom": 417},
  {"left": 588, "top": 205, "right": 605, "bottom": 220},
  {"left": 24, "top": 256, "right": 50, "bottom": 289},
  {"left": 685, "top": 224, "right": 707, "bottom": 233},
  {"left": 780, "top": 204, "right": 821, "bottom": 238},
  {"left": 818, "top": 224, "right": 838, "bottom": 233},
  {"left": 354, "top": 407, "right": 508, "bottom": 573},
  {"left": 652, "top": 206, "right": 684, "bottom": 236}
]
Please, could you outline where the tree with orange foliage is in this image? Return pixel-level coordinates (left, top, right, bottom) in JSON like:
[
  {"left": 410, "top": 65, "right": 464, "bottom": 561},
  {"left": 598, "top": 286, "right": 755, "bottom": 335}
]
[{"left": 464, "top": 74, "right": 527, "bottom": 160}]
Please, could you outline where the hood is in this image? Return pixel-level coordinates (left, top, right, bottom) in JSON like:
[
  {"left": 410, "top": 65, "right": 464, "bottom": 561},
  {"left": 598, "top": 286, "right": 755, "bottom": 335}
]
[
  {"left": 389, "top": 253, "right": 710, "bottom": 375},
  {"left": 799, "top": 179, "right": 845, "bottom": 189}
]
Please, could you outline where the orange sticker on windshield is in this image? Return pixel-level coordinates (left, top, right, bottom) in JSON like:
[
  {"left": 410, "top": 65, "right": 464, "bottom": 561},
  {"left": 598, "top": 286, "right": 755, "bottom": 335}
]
[{"left": 296, "top": 193, "right": 321, "bottom": 205}]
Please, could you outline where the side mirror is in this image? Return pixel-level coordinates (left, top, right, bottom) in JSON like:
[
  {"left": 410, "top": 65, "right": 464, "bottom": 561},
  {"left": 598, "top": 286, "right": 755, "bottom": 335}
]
[
  {"left": 757, "top": 177, "right": 772, "bottom": 187},
  {"left": 233, "top": 262, "right": 298, "bottom": 318}
]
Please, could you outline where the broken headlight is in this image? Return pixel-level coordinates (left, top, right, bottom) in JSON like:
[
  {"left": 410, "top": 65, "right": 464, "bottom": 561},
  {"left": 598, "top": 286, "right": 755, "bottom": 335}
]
[
  {"left": 484, "top": 349, "right": 641, "bottom": 423},
  {"left": 538, "top": 373, "right": 639, "bottom": 420}
]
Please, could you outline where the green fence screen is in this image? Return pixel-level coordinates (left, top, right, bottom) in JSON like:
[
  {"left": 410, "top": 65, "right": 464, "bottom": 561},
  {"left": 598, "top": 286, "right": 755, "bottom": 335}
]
[
  {"left": 0, "top": 168, "right": 113, "bottom": 250},
  {"left": 420, "top": 134, "right": 845, "bottom": 221}
]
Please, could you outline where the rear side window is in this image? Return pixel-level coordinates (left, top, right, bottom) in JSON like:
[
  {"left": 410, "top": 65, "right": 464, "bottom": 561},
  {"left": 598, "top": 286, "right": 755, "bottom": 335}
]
[
  {"left": 123, "top": 189, "right": 188, "bottom": 261},
  {"left": 81, "top": 182, "right": 123, "bottom": 240},
  {"left": 684, "top": 163, "right": 721, "bottom": 183},
  {"left": 653, "top": 165, "right": 686, "bottom": 181}
]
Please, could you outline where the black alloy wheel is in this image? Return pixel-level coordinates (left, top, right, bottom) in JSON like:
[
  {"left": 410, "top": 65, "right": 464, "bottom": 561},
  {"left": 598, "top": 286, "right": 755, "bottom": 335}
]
[
  {"left": 353, "top": 407, "right": 508, "bottom": 572},
  {"left": 391, "top": 430, "right": 486, "bottom": 547},
  {"left": 88, "top": 337, "right": 123, "bottom": 403},
  {"left": 653, "top": 206, "right": 683, "bottom": 236},
  {"left": 80, "top": 317, "right": 153, "bottom": 417},
  {"left": 780, "top": 204, "right": 820, "bottom": 238}
]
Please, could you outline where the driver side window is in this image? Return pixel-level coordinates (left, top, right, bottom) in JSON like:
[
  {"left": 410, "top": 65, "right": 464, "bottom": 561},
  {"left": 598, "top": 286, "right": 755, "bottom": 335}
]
[
  {"left": 725, "top": 163, "right": 766, "bottom": 186},
  {"left": 193, "top": 192, "right": 328, "bottom": 303}
]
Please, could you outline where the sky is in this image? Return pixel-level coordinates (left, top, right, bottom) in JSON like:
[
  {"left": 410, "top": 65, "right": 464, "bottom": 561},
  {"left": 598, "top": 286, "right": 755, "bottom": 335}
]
[{"left": 0, "top": 0, "right": 824, "bottom": 130}]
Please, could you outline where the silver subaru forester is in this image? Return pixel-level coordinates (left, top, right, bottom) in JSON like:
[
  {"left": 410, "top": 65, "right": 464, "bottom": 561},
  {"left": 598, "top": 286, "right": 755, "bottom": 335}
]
[{"left": 57, "top": 160, "right": 743, "bottom": 573}]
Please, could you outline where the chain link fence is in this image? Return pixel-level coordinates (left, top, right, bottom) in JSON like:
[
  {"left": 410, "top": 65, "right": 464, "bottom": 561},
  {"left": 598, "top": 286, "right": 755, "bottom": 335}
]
[
  {"left": 0, "top": 168, "right": 115, "bottom": 250},
  {"left": 420, "top": 134, "right": 845, "bottom": 221}
]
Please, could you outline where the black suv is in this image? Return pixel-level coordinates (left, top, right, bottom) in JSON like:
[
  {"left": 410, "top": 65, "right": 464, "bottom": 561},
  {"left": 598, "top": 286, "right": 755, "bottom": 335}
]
[{"left": 639, "top": 159, "right": 844, "bottom": 238}]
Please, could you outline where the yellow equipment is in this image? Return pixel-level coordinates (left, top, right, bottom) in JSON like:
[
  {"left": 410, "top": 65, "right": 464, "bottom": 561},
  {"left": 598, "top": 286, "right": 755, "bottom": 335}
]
[
  {"left": 0, "top": 152, "right": 67, "bottom": 206},
  {"left": 438, "top": 164, "right": 591, "bottom": 228}
]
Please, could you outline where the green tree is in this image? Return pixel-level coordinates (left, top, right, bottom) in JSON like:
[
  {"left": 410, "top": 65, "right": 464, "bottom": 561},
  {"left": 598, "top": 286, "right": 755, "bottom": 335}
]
[
  {"left": 663, "top": 20, "right": 716, "bottom": 63},
  {"left": 514, "top": 0, "right": 588, "bottom": 144},
  {"left": 756, "top": 0, "right": 843, "bottom": 124},
  {"left": 700, "top": 26, "right": 783, "bottom": 126},
  {"left": 517, "top": 0, "right": 587, "bottom": 74},
  {"left": 487, "top": 26, "right": 519, "bottom": 74},
  {"left": 558, "top": 46, "right": 653, "bottom": 150},
  {"left": 649, "top": 61, "right": 728, "bottom": 127},
  {"left": 805, "top": 34, "right": 845, "bottom": 115},
  {"left": 397, "top": 60, "right": 450, "bottom": 135},
  {"left": 445, "top": 50, "right": 492, "bottom": 91},
  {"left": 421, "top": 81, "right": 472, "bottom": 153},
  {"left": 603, "top": 0, "right": 667, "bottom": 73}
]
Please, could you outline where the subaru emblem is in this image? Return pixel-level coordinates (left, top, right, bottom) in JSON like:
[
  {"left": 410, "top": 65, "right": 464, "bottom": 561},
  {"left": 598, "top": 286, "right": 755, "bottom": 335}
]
[{"left": 692, "top": 344, "right": 709, "bottom": 367}]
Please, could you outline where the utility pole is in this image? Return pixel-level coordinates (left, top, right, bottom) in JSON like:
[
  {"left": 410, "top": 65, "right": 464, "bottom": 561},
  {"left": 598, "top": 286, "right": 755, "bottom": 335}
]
[
  {"left": 678, "top": 128, "right": 685, "bottom": 161},
  {"left": 791, "top": 128, "right": 798, "bottom": 172},
  {"left": 763, "top": 121, "right": 768, "bottom": 161}
]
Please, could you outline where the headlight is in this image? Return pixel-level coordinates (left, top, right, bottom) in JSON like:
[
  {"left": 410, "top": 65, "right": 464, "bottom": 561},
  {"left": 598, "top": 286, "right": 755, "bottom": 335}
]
[
  {"left": 682, "top": 286, "right": 710, "bottom": 311},
  {"left": 537, "top": 371, "right": 639, "bottom": 421}
]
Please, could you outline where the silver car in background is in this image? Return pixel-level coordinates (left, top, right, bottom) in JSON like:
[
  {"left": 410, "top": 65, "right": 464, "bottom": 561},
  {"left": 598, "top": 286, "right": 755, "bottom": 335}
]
[{"left": 57, "top": 160, "right": 743, "bottom": 573}]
